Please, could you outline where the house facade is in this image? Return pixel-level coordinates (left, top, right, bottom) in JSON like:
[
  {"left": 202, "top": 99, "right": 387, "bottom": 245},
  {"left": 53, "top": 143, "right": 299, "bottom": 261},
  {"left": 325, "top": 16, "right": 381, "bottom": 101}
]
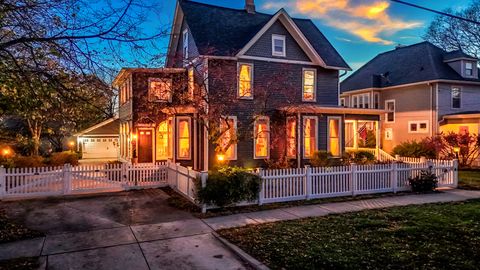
[
  {"left": 340, "top": 42, "right": 480, "bottom": 153},
  {"left": 114, "top": 0, "right": 383, "bottom": 170}
]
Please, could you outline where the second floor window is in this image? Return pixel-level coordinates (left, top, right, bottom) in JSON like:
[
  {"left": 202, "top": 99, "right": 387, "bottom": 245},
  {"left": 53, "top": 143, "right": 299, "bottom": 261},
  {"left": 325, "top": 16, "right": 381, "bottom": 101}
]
[
  {"left": 385, "top": 100, "right": 395, "bottom": 123},
  {"left": 374, "top": 92, "right": 380, "bottom": 109},
  {"left": 352, "top": 93, "right": 370, "bottom": 108},
  {"left": 303, "top": 69, "right": 316, "bottom": 101},
  {"left": 149, "top": 78, "right": 172, "bottom": 102},
  {"left": 465, "top": 62, "right": 473, "bottom": 76},
  {"left": 238, "top": 63, "right": 253, "bottom": 99},
  {"left": 451, "top": 87, "right": 461, "bottom": 109},
  {"left": 340, "top": 98, "right": 345, "bottom": 107},
  {"left": 272, "top": 34, "right": 286, "bottom": 57},
  {"left": 182, "top": 29, "right": 189, "bottom": 60},
  {"left": 254, "top": 116, "right": 270, "bottom": 159}
]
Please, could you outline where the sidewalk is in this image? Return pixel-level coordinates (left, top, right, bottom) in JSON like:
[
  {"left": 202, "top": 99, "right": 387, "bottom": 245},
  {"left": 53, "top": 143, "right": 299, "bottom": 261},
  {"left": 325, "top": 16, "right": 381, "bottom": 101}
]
[{"left": 203, "top": 189, "right": 480, "bottom": 230}]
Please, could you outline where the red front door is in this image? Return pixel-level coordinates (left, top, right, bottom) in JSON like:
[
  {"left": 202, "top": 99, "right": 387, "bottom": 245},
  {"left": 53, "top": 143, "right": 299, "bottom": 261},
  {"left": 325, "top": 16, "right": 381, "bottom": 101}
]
[{"left": 138, "top": 129, "right": 153, "bottom": 163}]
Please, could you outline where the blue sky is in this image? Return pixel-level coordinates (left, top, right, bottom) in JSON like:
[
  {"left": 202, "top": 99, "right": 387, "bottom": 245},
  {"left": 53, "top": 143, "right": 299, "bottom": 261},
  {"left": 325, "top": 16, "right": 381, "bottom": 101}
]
[{"left": 148, "top": 0, "right": 471, "bottom": 72}]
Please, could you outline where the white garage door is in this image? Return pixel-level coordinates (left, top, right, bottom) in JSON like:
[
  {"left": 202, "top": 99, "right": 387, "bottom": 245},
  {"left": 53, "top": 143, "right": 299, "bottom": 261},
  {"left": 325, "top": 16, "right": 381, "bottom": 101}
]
[{"left": 82, "top": 137, "right": 119, "bottom": 159}]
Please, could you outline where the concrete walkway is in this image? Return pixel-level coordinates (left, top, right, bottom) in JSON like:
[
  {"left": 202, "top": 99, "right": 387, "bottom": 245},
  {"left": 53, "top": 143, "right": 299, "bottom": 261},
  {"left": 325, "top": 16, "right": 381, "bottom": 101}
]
[{"left": 203, "top": 189, "right": 480, "bottom": 230}]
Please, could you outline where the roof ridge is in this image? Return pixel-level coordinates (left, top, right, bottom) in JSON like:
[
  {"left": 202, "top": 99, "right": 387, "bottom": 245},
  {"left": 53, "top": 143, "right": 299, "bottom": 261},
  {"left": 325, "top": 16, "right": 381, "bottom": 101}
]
[
  {"left": 182, "top": 0, "right": 272, "bottom": 16},
  {"left": 425, "top": 42, "right": 440, "bottom": 79}
]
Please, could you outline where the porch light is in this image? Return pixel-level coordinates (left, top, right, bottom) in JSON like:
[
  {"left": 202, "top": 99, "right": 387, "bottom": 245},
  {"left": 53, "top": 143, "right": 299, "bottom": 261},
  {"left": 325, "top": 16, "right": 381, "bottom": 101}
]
[
  {"left": 132, "top": 134, "right": 138, "bottom": 141},
  {"left": 453, "top": 147, "right": 460, "bottom": 153},
  {"left": 217, "top": 154, "right": 225, "bottom": 162},
  {"left": 2, "top": 148, "right": 10, "bottom": 156},
  {"left": 69, "top": 141, "right": 75, "bottom": 147}
]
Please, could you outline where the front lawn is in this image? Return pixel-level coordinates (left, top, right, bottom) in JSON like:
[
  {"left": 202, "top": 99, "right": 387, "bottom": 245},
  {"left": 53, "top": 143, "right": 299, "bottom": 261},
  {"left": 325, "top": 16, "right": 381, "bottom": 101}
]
[
  {"left": 219, "top": 200, "right": 480, "bottom": 270},
  {"left": 459, "top": 170, "right": 480, "bottom": 190}
]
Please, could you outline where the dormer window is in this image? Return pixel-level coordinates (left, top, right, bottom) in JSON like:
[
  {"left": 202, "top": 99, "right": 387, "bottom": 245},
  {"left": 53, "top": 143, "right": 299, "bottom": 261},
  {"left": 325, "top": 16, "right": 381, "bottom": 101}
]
[
  {"left": 182, "top": 29, "right": 189, "bottom": 61},
  {"left": 272, "top": 34, "right": 286, "bottom": 57},
  {"left": 465, "top": 62, "right": 473, "bottom": 76}
]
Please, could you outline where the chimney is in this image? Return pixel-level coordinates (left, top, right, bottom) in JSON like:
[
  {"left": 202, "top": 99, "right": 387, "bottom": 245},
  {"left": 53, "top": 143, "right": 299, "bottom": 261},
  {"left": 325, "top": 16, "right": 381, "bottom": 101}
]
[{"left": 245, "top": 0, "right": 255, "bottom": 14}]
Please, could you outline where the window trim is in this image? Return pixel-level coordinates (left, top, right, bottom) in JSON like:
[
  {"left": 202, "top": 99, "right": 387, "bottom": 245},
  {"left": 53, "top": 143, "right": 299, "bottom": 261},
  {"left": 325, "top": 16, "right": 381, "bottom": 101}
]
[
  {"left": 253, "top": 116, "right": 270, "bottom": 160},
  {"left": 351, "top": 93, "right": 370, "bottom": 108},
  {"left": 451, "top": 86, "right": 462, "bottom": 109},
  {"left": 385, "top": 99, "right": 396, "bottom": 123},
  {"left": 148, "top": 77, "right": 172, "bottom": 103},
  {"left": 465, "top": 62, "right": 474, "bottom": 77},
  {"left": 286, "top": 116, "right": 297, "bottom": 158},
  {"left": 340, "top": 97, "right": 345, "bottom": 107},
  {"left": 156, "top": 118, "right": 173, "bottom": 161},
  {"left": 182, "top": 29, "right": 189, "bottom": 61},
  {"left": 408, "top": 120, "right": 429, "bottom": 134},
  {"left": 237, "top": 62, "right": 254, "bottom": 99},
  {"left": 218, "top": 116, "right": 238, "bottom": 161},
  {"left": 271, "top": 34, "right": 286, "bottom": 57},
  {"left": 302, "top": 116, "right": 318, "bottom": 159},
  {"left": 327, "top": 116, "right": 342, "bottom": 157},
  {"left": 373, "top": 92, "right": 380, "bottom": 109},
  {"left": 176, "top": 116, "right": 192, "bottom": 160},
  {"left": 302, "top": 68, "right": 317, "bottom": 102}
]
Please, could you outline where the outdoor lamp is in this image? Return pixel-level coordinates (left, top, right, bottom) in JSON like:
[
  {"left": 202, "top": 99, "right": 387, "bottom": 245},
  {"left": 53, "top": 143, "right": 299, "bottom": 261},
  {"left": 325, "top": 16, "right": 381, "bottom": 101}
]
[
  {"left": 217, "top": 154, "right": 225, "bottom": 162},
  {"left": 2, "top": 148, "right": 10, "bottom": 156},
  {"left": 453, "top": 147, "right": 460, "bottom": 153}
]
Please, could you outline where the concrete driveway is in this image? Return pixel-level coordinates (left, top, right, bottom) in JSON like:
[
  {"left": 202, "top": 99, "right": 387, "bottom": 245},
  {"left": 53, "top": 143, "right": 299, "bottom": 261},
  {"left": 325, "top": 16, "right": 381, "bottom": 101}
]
[{"left": 0, "top": 189, "right": 248, "bottom": 270}]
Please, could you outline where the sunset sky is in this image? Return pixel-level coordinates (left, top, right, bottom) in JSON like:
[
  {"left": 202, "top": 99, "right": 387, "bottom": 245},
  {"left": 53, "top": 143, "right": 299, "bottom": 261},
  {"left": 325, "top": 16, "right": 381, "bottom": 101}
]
[{"left": 154, "top": 0, "right": 471, "bottom": 72}]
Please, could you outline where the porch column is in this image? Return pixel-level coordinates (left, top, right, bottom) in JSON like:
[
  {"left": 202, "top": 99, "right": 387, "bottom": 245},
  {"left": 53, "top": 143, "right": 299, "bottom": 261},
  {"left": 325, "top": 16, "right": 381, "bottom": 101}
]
[{"left": 353, "top": 120, "right": 358, "bottom": 150}]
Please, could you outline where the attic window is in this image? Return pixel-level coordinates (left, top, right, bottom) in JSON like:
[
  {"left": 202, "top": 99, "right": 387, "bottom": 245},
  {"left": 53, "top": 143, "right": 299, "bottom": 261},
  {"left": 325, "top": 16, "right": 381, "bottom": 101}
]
[
  {"left": 182, "top": 29, "right": 189, "bottom": 61},
  {"left": 272, "top": 34, "right": 286, "bottom": 57},
  {"left": 465, "top": 62, "right": 473, "bottom": 76}
]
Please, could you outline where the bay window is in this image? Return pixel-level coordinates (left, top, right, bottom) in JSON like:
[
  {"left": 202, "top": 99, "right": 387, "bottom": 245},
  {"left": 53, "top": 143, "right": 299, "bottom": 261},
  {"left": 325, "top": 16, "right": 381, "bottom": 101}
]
[
  {"left": 254, "top": 116, "right": 270, "bottom": 159},
  {"left": 238, "top": 63, "right": 253, "bottom": 98},
  {"left": 177, "top": 117, "right": 191, "bottom": 160},
  {"left": 218, "top": 117, "right": 237, "bottom": 160},
  {"left": 303, "top": 117, "right": 318, "bottom": 158},
  {"left": 303, "top": 69, "right": 316, "bottom": 101},
  {"left": 286, "top": 117, "right": 297, "bottom": 158}
]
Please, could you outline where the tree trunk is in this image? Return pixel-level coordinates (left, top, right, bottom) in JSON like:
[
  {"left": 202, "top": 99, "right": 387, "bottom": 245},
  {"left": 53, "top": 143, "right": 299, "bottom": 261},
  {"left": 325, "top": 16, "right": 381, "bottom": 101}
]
[{"left": 27, "top": 119, "right": 42, "bottom": 156}]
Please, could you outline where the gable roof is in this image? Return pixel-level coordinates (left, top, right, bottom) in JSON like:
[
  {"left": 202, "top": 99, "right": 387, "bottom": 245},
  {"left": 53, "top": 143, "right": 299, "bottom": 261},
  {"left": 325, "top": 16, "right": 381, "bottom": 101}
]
[
  {"left": 171, "top": 0, "right": 349, "bottom": 69},
  {"left": 74, "top": 118, "right": 119, "bottom": 137},
  {"left": 341, "top": 42, "right": 480, "bottom": 93}
]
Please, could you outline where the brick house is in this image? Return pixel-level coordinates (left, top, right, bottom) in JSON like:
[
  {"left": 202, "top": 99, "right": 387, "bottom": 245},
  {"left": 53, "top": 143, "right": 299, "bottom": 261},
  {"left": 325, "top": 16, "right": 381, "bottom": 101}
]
[
  {"left": 341, "top": 42, "right": 480, "bottom": 153},
  {"left": 113, "top": 0, "right": 383, "bottom": 170}
]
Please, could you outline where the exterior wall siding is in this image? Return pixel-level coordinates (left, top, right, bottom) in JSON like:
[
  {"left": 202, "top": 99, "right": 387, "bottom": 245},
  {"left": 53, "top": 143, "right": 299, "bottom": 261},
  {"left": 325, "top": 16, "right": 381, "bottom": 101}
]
[{"left": 437, "top": 82, "right": 480, "bottom": 119}]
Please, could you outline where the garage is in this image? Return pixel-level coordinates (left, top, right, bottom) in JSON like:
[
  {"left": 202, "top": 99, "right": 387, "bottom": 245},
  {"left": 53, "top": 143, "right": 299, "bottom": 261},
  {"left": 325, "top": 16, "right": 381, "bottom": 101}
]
[{"left": 75, "top": 118, "right": 120, "bottom": 160}]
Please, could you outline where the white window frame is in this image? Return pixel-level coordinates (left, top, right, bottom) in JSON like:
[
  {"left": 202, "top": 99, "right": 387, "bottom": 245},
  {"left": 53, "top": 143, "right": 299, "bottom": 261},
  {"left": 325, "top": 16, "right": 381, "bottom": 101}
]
[
  {"left": 385, "top": 99, "right": 395, "bottom": 123},
  {"left": 271, "top": 34, "right": 286, "bottom": 57},
  {"left": 303, "top": 116, "right": 318, "bottom": 159},
  {"left": 340, "top": 97, "right": 346, "bottom": 107},
  {"left": 253, "top": 116, "right": 270, "bottom": 159},
  {"left": 176, "top": 116, "right": 192, "bottom": 160},
  {"left": 351, "top": 96, "right": 358, "bottom": 108},
  {"left": 408, "top": 121, "right": 429, "bottom": 134},
  {"left": 351, "top": 93, "right": 370, "bottom": 108},
  {"left": 327, "top": 116, "right": 342, "bottom": 157},
  {"left": 237, "top": 62, "right": 254, "bottom": 99},
  {"left": 373, "top": 92, "right": 380, "bottom": 109},
  {"left": 182, "top": 29, "right": 189, "bottom": 61},
  {"left": 218, "top": 116, "right": 238, "bottom": 161},
  {"left": 465, "top": 62, "right": 473, "bottom": 77},
  {"left": 451, "top": 86, "right": 462, "bottom": 109},
  {"left": 302, "top": 68, "right": 317, "bottom": 102}
]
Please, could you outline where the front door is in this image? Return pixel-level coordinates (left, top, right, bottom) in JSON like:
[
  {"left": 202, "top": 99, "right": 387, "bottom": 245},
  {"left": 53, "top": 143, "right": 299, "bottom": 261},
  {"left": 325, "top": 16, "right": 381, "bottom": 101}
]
[{"left": 138, "top": 129, "right": 153, "bottom": 163}]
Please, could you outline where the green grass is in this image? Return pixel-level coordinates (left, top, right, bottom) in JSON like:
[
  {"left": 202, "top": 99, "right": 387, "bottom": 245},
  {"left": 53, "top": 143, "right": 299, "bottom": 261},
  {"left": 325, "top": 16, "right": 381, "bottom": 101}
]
[
  {"left": 219, "top": 200, "right": 480, "bottom": 270},
  {"left": 459, "top": 170, "right": 480, "bottom": 190}
]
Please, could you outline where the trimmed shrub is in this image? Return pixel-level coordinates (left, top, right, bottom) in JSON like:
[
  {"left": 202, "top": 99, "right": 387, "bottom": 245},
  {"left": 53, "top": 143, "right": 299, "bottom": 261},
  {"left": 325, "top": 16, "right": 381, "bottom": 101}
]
[
  {"left": 408, "top": 169, "right": 438, "bottom": 192},
  {"left": 344, "top": 150, "right": 376, "bottom": 165},
  {"left": 392, "top": 140, "right": 436, "bottom": 159},
  {"left": 47, "top": 151, "right": 79, "bottom": 166},
  {"left": 197, "top": 166, "right": 262, "bottom": 207},
  {"left": 11, "top": 156, "right": 44, "bottom": 168},
  {"left": 310, "top": 151, "right": 343, "bottom": 167}
]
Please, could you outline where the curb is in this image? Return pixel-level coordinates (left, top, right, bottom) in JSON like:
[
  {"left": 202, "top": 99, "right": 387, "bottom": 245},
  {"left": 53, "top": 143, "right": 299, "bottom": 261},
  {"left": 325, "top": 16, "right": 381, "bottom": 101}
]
[{"left": 212, "top": 232, "right": 270, "bottom": 270}]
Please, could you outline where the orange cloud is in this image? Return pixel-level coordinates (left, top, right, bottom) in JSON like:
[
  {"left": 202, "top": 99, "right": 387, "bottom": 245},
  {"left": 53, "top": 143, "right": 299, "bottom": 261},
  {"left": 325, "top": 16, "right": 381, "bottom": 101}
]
[{"left": 264, "top": 0, "right": 422, "bottom": 45}]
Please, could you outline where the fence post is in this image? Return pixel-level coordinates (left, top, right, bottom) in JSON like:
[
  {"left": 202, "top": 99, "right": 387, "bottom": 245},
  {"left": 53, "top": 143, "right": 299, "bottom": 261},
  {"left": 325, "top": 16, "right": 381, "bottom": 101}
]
[
  {"left": 258, "top": 168, "right": 264, "bottom": 206},
  {"left": 395, "top": 155, "right": 400, "bottom": 162},
  {"left": 175, "top": 163, "right": 180, "bottom": 189},
  {"left": 201, "top": 171, "right": 208, "bottom": 213},
  {"left": 420, "top": 156, "right": 427, "bottom": 164},
  {"left": 122, "top": 162, "right": 128, "bottom": 189},
  {"left": 63, "top": 164, "right": 72, "bottom": 195},
  {"left": 391, "top": 162, "right": 398, "bottom": 193},
  {"left": 351, "top": 163, "right": 357, "bottom": 196},
  {"left": 305, "top": 165, "right": 312, "bottom": 200},
  {"left": 0, "top": 166, "right": 6, "bottom": 198},
  {"left": 453, "top": 159, "right": 459, "bottom": 188}
]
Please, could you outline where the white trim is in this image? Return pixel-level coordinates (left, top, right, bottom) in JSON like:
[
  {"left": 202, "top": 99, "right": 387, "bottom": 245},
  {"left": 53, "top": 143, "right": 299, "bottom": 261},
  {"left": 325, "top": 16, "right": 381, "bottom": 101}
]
[
  {"left": 385, "top": 99, "right": 396, "bottom": 123},
  {"left": 271, "top": 34, "right": 286, "bottom": 57},
  {"left": 176, "top": 116, "right": 192, "bottom": 160},
  {"left": 464, "top": 61, "right": 474, "bottom": 77},
  {"left": 327, "top": 116, "right": 342, "bottom": 157},
  {"left": 254, "top": 116, "right": 270, "bottom": 160},
  {"left": 238, "top": 55, "right": 314, "bottom": 65},
  {"left": 218, "top": 116, "right": 238, "bottom": 161},
  {"left": 302, "top": 68, "right": 317, "bottom": 102},
  {"left": 74, "top": 117, "right": 118, "bottom": 137},
  {"left": 373, "top": 92, "right": 380, "bottom": 109},
  {"left": 302, "top": 116, "right": 318, "bottom": 159},
  {"left": 408, "top": 120, "right": 429, "bottom": 134},
  {"left": 237, "top": 62, "right": 254, "bottom": 99},
  {"left": 451, "top": 86, "right": 462, "bottom": 109},
  {"left": 182, "top": 29, "right": 189, "bottom": 61}
]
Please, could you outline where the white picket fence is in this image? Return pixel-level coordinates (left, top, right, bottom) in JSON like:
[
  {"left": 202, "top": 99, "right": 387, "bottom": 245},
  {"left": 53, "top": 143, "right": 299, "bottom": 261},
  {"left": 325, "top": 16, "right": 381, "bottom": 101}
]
[{"left": 166, "top": 162, "right": 200, "bottom": 203}]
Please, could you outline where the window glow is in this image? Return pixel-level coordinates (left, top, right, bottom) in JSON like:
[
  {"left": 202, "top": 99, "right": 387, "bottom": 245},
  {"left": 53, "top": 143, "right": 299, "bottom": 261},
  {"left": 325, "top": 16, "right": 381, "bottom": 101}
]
[
  {"left": 156, "top": 119, "right": 172, "bottom": 160},
  {"left": 303, "top": 117, "right": 317, "bottom": 158},
  {"left": 254, "top": 117, "right": 269, "bottom": 159},
  {"left": 303, "top": 69, "right": 316, "bottom": 101},
  {"left": 188, "top": 68, "right": 194, "bottom": 98},
  {"left": 286, "top": 117, "right": 297, "bottom": 158},
  {"left": 149, "top": 78, "right": 172, "bottom": 102},
  {"left": 218, "top": 117, "right": 237, "bottom": 160},
  {"left": 238, "top": 64, "right": 253, "bottom": 98},
  {"left": 177, "top": 118, "right": 191, "bottom": 159},
  {"left": 328, "top": 118, "right": 341, "bottom": 157}
]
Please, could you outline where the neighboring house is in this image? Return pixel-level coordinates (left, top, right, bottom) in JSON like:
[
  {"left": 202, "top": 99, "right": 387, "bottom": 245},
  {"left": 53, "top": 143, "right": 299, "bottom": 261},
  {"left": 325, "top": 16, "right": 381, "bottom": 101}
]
[
  {"left": 341, "top": 41, "right": 480, "bottom": 153},
  {"left": 74, "top": 117, "right": 120, "bottom": 160},
  {"left": 113, "top": 0, "right": 383, "bottom": 169}
]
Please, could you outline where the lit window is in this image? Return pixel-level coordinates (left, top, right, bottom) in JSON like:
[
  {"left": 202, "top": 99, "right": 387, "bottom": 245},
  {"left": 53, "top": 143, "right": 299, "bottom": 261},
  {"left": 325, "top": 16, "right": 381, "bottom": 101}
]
[
  {"left": 272, "top": 34, "right": 286, "bottom": 57},
  {"left": 303, "top": 69, "right": 316, "bottom": 101},
  {"left": 303, "top": 117, "right": 317, "bottom": 158},
  {"left": 218, "top": 117, "right": 237, "bottom": 160},
  {"left": 254, "top": 117, "right": 270, "bottom": 159},
  {"left": 182, "top": 29, "right": 189, "bottom": 60},
  {"left": 157, "top": 119, "right": 172, "bottom": 160},
  {"left": 148, "top": 78, "right": 172, "bottom": 102},
  {"left": 286, "top": 117, "right": 297, "bottom": 158},
  {"left": 238, "top": 63, "right": 253, "bottom": 98},
  {"left": 408, "top": 121, "right": 429, "bottom": 133},
  {"left": 465, "top": 62, "right": 473, "bottom": 76},
  {"left": 177, "top": 118, "right": 191, "bottom": 160},
  {"left": 328, "top": 117, "right": 341, "bottom": 157},
  {"left": 188, "top": 68, "right": 195, "bottom": 99},
  {"left": 452, "top": 87, "right": 461, "bottom": 109},
  {"left": 385, "top": 100, "right": 395, "bottom": 123}
]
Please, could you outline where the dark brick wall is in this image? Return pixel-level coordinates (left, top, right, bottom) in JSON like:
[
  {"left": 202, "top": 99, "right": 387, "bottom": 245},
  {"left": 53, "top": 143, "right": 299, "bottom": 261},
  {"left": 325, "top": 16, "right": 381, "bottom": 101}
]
[{"left": 245, "top": 20, "right": 310, "bottom": 62}]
